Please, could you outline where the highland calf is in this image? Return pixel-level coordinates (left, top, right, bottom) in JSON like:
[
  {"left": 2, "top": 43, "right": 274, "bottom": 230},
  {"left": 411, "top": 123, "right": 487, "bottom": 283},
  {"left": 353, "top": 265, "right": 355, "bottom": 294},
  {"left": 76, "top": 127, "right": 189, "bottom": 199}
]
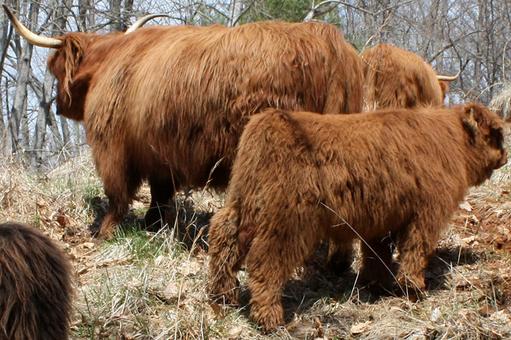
[
  {"left": 5, "top": 6, "right": 363, "bottom": 238},
  {"left": 361, "top": 44, "right": 458, "bottom": 110},
  {"left": 0, "top": 222, "right": 72, "bottom": 340},
  {"left": 208, "top": 103, "right": 507, "bottom": 332},
  {"left": 327, "top": 43, "right": 460, "bottom": 271}
]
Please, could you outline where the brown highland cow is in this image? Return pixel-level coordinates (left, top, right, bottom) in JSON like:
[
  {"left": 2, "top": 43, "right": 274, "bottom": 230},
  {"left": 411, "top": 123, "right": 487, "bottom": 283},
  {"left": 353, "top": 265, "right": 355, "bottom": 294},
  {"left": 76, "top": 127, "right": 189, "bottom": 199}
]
[
  {"left": 4, "top": 6, "right": 363, "bottom": 239},
  {"left": 0, "top": 222, "right": 72, "bottom": 340},
  {"left": 208, "top": 103, "right": 507, "bottom": 332},
  {"left": 361, "top": 44, "right": 458, "bottom": 110}
]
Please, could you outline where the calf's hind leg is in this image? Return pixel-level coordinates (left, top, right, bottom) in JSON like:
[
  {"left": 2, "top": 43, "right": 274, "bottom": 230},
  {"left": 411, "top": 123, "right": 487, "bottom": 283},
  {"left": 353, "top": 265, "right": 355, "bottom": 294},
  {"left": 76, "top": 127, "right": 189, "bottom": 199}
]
[
  {"left": 208, "top": 206, "right": 244, "bottom": 305},
  {"left": 246, "top": 226, "right": 316, "bottom": 332}
]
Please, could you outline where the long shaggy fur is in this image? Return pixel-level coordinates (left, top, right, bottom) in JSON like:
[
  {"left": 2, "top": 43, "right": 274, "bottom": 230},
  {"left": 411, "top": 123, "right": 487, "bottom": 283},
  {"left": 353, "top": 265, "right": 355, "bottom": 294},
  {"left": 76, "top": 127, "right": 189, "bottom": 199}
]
[
  {"left": 328, "top": 43, "right": 455, "bottom": 270},
  {"left": 0, "top": 222, "right": 72, "bottom": 340},
  {"left": 207, "top": 103, "right": 507, "bottom": 332},
  {"left": 361, "top": 44, "right": 447, "bottom": 110},
  {"left": 46, "top": 21, "right": 363, "bottom": 238}
]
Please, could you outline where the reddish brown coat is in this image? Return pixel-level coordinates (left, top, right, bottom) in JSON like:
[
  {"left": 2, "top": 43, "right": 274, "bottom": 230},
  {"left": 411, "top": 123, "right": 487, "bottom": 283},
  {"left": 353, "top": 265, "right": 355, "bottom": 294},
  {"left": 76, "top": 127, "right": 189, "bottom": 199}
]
[
  {"left": 362, "top": 44, "right": 449, "bottom": 110},
  {"left": 45, "top": 22, "right": 363, "bottom": 238},
  {"left": 207, "top": 103, "right": 507, "bottom": 331},
  {"left": 327, "top": 44, "right": 457, "bottom": 270}
]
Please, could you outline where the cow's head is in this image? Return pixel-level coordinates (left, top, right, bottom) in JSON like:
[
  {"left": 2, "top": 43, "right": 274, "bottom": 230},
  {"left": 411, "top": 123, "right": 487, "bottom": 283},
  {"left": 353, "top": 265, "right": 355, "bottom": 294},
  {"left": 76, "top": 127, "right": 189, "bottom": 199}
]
[
  {"left": 3, "top": 5, "right": 165, "bottom": 120},
  {"left": 462, "top": 103, "right": 508, "bottom": 183},
  {"left": 436, "top": 72, "right": 459, "bottom": 100}
]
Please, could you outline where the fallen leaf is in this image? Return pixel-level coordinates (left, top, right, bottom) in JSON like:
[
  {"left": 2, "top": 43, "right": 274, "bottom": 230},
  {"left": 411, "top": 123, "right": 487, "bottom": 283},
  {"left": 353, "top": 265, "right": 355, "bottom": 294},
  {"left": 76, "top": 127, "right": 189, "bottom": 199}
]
[
  {"left": 163, "top": 282, "right": 185, "bottom": 302},
  {"left": 56, "top": 213, "right": 70, "bottom": 228},
  {"left": 350, "top": 320, "right": 372, "bottom": 334},
  {"left": 430, "top": 307, "right": 441, "bottom": 322},
  {"left": 314, "top": 317, "right": 324, "bottom": 337},
  {"left": 478, "top": 304, "right": 494, "bottom": 317},
  {"left": 209, "top": 302, "right": 223, "bottom": 318},
  {"left": 462, "top": 236, "right": 477, "bottom": 245},
  {"left": 228, "top": 325, "right": 243, "bottom": 338},
  {"left": 81, "top": 242, "right": 95, "bottom": 249},
  {"left": 459, "top": 201, "right": 472, "bottom": 212}
]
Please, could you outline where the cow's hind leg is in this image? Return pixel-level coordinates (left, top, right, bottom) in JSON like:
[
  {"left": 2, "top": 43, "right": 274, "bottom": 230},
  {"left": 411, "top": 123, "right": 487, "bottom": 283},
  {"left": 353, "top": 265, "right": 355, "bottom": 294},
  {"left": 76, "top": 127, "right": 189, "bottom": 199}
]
[
  {"left": 144, "top": 175, "right": 173, "bottom": 231},
  {"left": 208, "top": 206, "right": 245, "bottom": 305}
]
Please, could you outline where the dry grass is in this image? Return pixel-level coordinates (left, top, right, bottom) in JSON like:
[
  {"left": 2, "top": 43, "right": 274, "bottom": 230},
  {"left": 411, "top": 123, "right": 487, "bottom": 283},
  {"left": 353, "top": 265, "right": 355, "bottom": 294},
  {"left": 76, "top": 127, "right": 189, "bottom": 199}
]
[
  {"left": 491, "top": 83, "right": 511, "bottom": 121},
  {"left": 1, "top": 126, "right": 511, "bottom": 339}
]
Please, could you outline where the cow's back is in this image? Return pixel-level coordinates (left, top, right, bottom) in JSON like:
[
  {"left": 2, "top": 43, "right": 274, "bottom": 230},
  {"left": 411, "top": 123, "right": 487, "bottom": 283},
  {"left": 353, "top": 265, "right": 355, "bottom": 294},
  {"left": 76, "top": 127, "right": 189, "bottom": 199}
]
[
  {"left": 361, "top": 44, "right": 443, "bottom": 110},
  {"left": 233, "top": 108, "right": 470, "bottom": 237},
  {"left": 84, "top": 21, "right": 363, "bottom": 188}
]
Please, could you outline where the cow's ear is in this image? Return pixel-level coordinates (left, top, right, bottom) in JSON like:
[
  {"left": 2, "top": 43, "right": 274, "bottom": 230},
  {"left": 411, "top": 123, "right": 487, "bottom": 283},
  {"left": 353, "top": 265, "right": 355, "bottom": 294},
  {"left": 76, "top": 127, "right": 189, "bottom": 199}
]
[
  {"left": 462, "top": 107, "right": 478, "bottom": 145},
  {"left": 438, "top": 81, "right": 449, "bottom": 100}
]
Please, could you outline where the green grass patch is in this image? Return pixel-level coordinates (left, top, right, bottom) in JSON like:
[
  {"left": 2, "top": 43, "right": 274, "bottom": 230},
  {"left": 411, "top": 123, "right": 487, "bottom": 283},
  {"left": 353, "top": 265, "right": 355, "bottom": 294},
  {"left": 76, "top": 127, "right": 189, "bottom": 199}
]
[
  {"left": 106, "top": 223, "right": 188, "bottom": 262},
  {"left": 82, "top": 182, "right": 104, "bottom": 205}
]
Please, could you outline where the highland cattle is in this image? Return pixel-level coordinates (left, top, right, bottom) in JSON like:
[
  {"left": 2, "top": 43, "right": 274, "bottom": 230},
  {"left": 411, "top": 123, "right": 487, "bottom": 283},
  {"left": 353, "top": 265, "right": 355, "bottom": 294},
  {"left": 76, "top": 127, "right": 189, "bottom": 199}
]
[
  {"left": 361, "top": 44, "right": 458, "bottom": 110},
  {"left": 208, "top": 103, "right": 507, "bottom": 332},
  {"left": 4, "top": 6, "right": 364, "bottom": 238}
]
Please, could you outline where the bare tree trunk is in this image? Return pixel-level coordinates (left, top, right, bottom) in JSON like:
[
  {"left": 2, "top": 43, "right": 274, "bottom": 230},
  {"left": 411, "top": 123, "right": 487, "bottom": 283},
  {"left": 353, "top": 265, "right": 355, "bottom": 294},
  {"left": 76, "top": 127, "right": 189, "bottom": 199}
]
[
  {"left": 0, "top": 0, "right": 8, "bottom": 157},
  {"left": 9, "top": 2, "right": 37, "bottom": 156},
  {"left": 78, "top": 0, "right": 88, "bottom": 31},
  {"left": 32, "top": 70, "right": 55, "bottom": 166},
  {"left": 0, "top": 0, "right": 13, "bottom": 74},
  {"left": 48, "top": 107, "right": 63, "bottom": 149},
  {"left": 0, "top": 88, "right": 5, "bottom": 156},
  {"left": 227, "top": 0, "right": 244, "bottom": 27},
  {"left": 122, "top": 0, "right": 134, "bottom": 31},
  {"left": 110, "top": 0, "right": 122, "bottom": 31},
  {"left": 32, "top": 0, "right": 73, "bottom": 166},
  {"left": 60, "top": 116, "right": 71, "bottom": 154},
  {"left": 78, "top": 0, "right": 95, "bottom": 31},
  {"left": 71, "top": 121, "right": 83, "bottom": 154},
  {"left": 473, "top": 0, "right": 484, "bottom": 99},
  {"left": 20, "top": 91, "right": 29, "bottom": 152}
]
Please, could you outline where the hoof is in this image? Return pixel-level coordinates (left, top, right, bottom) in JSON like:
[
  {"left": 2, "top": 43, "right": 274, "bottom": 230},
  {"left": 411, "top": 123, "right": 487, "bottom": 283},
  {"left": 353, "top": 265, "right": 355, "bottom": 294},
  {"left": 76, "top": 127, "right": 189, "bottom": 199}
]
[{"left": 250, "top": 303, "right": 285, "bottom": 333}]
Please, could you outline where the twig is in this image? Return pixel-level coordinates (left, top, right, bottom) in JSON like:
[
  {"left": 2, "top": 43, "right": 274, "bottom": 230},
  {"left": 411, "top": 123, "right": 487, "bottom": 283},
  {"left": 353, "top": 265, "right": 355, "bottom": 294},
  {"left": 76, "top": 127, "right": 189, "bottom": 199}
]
[{"left": 320, "top": 202, "right": 408, "bottom": 295}]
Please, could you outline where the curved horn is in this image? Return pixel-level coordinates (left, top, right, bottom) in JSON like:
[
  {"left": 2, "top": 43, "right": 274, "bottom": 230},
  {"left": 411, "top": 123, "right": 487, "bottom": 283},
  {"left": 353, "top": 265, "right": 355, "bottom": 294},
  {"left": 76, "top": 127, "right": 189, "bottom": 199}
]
[
  {"left": 437, "top": 71, "right": 460, "bottom": 81},
  {"left": 125, "top": 14, "right": 170, "bottom": 34},
  {"left": 2, "top": 5, "right": 62, "bottom": 48}
]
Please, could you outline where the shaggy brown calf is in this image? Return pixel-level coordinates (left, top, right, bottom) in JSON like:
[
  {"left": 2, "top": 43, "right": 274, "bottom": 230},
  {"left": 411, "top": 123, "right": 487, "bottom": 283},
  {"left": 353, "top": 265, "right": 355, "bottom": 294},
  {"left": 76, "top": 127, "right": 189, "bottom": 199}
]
[
  {"left": 5, "top": 7, "right": 363, "bottom": 238},
  {"left": 327, "top": 43, "right": 460, "bottom": 271},
  {"left": 361, "top": 44, "right": 458, "bottom": 110},
  {"left": 0, "top": 222, "right": 72, "bottom": 340},
  {"left": 208, "top": 103, "right": 507, "bottom": 332}
]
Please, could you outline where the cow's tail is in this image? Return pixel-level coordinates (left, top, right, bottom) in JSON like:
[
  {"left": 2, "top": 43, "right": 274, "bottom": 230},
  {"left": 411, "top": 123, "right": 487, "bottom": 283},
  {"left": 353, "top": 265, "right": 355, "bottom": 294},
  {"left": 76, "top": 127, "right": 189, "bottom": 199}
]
[{"left": 207, "top": 204, "right": 243, "bottom": 305}]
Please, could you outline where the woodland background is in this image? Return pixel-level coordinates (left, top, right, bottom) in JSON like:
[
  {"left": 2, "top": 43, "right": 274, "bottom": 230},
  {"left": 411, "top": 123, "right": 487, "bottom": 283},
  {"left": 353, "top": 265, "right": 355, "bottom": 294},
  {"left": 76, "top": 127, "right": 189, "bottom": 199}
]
[{"left": 0, "top": 0, "right": 510, "bottom": 167}]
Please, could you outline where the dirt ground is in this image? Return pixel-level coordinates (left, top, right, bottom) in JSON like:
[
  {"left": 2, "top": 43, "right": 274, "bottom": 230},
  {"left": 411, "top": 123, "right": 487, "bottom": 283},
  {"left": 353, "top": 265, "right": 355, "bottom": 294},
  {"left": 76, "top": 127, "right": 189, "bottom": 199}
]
[{"left": 1, "top": 125, "right": 510, "bottom": 339}]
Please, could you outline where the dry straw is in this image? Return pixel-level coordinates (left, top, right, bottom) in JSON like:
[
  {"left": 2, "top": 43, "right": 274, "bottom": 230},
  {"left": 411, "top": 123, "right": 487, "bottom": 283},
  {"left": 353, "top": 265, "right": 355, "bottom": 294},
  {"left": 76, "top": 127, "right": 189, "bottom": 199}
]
[{"left": 490, "top": 83, "right": 511, "bottom": 121}]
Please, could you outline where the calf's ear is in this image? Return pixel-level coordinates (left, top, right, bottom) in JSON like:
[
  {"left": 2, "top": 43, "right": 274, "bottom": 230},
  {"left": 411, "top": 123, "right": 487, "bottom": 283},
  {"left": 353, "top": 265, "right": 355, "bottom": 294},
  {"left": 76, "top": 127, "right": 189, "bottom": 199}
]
[{"left": 462, "top": 107, "right": 478, "bottom": 145}]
